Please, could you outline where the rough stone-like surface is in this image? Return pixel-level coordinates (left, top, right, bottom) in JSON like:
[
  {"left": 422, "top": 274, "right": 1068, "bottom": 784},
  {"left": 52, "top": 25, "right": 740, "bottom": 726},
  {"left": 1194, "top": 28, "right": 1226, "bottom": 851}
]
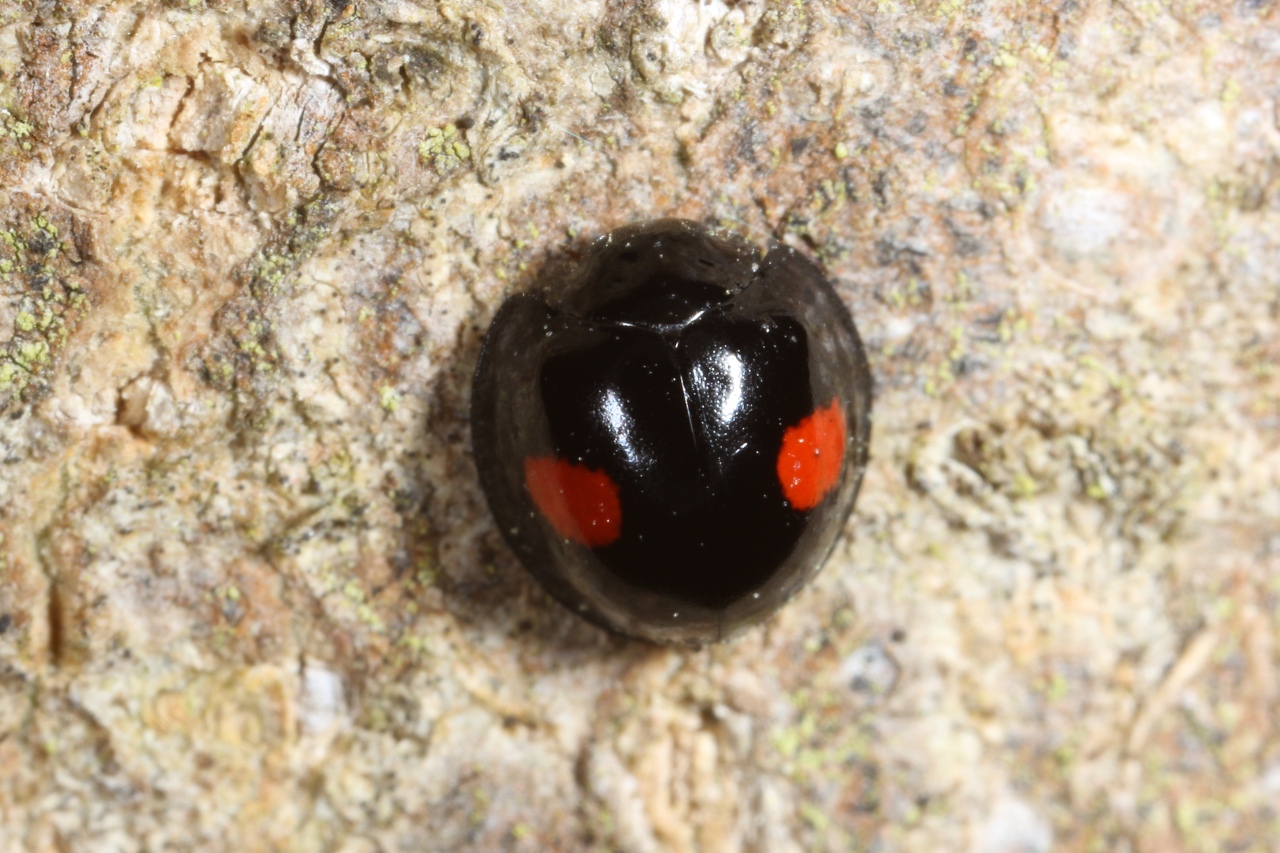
[{"left": 0, "top": 1, "right": 1277, "bottom": 850}]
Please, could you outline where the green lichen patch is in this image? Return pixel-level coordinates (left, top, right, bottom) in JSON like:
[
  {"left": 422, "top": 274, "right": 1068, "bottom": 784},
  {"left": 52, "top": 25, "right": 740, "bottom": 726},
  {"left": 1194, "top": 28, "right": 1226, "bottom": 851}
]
[
  {"left": 251, "top": 194, "right": 341, "bottom": 301},
  {"left": 0, "top": 197, "right": 95, "bottom": 413},
  {"left": 0, "top": 108, "right": 40, "bottom": 187},
  {"left": 0, "top": 109, "right": 35, "bottom": 146},
  {"left": 195, "top": 194, "right": 340, "bottom": 429},
  {"left": 417, "top": 124, "right": 471, "bottom": 174}
]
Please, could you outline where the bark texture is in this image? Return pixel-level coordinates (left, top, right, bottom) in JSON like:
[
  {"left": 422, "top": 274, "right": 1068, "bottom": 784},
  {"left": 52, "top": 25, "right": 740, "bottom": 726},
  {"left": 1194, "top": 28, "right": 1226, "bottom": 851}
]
[{"left": 0, "top": 0, "right": 1278, "bottom": 850}]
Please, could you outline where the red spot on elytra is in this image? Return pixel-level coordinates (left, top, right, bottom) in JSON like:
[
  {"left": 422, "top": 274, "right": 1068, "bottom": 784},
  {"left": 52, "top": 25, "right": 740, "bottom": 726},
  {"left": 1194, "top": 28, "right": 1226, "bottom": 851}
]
[
  {"left": 524, "top": 457, "right": 622, "bottom": 547},
  {"left": 776, "top": 399, "right": 846, "bottom": 511}
]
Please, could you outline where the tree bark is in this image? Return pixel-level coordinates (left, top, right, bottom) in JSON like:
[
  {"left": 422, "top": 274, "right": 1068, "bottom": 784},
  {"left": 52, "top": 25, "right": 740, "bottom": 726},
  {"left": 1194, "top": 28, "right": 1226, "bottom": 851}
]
[{"left": 1, "top": 1, "right": 1278, "bottom": 850}]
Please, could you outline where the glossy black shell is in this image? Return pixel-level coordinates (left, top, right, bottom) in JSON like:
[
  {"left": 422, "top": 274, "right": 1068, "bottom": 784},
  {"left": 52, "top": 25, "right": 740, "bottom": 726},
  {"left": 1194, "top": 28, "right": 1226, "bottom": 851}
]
[{"left": 471, "top": 220, "right": 872, "bottom": 644}]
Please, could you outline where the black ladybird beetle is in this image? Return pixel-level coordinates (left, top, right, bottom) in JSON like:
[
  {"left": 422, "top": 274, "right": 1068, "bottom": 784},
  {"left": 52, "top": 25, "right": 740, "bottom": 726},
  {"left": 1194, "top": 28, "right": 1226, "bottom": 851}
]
[{"left": 471, "top": 219, "right": 872, "bottom": 644}]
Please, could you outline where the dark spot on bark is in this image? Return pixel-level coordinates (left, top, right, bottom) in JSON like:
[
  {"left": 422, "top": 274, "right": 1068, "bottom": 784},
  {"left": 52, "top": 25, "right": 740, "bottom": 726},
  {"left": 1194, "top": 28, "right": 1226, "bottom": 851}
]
[
  {"left": 945, "top": 219, "right": 983, "bottom": 257},
  {"left": 402, "top": 46, "right": 448, "bottom": 88},
  {"left": 48, "top": 580, "right": 64, "bottom": 666},
  {"left": 872, "top": 170, "right": 891, "bottom": 207}
]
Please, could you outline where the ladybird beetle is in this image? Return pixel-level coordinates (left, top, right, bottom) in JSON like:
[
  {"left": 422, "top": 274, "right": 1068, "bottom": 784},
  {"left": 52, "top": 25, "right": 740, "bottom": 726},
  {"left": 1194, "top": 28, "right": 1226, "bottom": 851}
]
[{"left": 471, "top": 219, "right": 872, "bottom": 644}]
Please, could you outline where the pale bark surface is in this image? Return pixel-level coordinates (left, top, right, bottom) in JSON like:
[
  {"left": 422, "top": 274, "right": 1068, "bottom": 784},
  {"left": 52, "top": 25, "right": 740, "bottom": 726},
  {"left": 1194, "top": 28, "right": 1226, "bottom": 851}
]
[{"left": 0, "top": 0, "right": 1278, "bottom": 850}]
